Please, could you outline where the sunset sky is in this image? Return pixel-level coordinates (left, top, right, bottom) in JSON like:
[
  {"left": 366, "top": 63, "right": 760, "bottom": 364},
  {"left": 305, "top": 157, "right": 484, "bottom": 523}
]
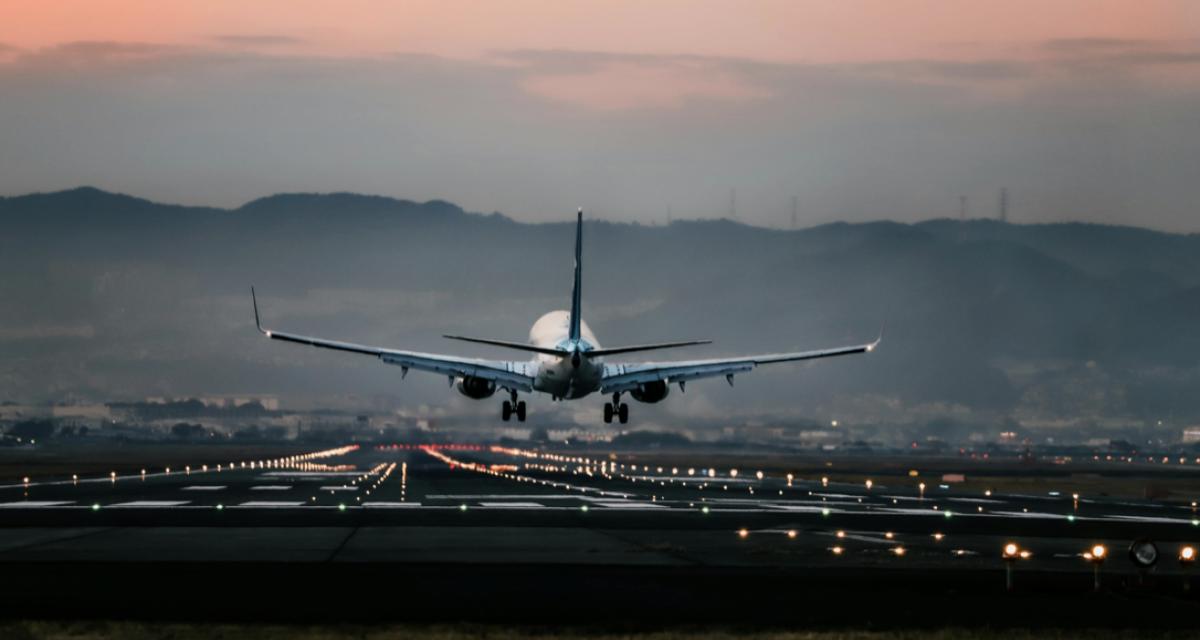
[{"left": 2, "top": 1, "right": 1198, "bottom": 228}]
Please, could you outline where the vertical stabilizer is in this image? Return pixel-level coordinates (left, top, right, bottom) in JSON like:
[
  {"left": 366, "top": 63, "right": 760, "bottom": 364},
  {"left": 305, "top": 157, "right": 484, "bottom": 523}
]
[{"left": 569, "top": 208, "right": 583, "bottom": 342}]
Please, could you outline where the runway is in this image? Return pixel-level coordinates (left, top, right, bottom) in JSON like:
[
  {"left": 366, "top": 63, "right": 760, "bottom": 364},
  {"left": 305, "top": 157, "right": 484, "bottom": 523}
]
[{"left": 1, "top": 443, "right": 1199, "bottom": 625}]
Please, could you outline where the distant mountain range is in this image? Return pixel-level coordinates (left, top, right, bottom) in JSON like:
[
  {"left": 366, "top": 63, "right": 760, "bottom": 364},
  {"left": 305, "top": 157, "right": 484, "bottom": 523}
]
[{"left": 2, "top": 187, "right": 1199, "bottom": 440}]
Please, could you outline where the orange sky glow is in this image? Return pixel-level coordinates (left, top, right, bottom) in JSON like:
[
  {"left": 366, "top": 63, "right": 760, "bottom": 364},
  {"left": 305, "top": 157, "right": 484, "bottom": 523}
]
[{"left": 0, "top": 0, "right": 1192, "bottom": 64}]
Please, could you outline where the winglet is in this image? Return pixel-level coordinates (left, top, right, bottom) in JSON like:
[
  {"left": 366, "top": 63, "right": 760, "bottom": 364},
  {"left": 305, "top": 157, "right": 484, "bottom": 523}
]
[
  {"left": 251, "top": 286, "right": 270, "bottom": 336},
  {"left": 866, "top": 321, "right": 884, "bottom": 352}
]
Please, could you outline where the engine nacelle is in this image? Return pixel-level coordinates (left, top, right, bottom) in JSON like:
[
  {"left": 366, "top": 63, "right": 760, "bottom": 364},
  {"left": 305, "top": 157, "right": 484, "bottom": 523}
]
[
  {"left": 630, "top": 380, "right": 669, "bottom": 403},
  {"left": 456, "top": 376, "right": 496, "bottom": 399}
]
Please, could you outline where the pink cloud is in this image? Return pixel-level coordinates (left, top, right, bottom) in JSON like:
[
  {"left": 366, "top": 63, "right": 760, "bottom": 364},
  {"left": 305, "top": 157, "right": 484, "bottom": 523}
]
[{"left": 521, "top": 59, "right": 770, "bottom": 111}]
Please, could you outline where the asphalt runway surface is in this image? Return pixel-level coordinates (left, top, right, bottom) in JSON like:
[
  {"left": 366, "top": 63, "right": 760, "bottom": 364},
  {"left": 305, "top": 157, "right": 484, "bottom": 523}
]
[{"left": 1, "top": 443, "right": 1199, "bottom": 627}]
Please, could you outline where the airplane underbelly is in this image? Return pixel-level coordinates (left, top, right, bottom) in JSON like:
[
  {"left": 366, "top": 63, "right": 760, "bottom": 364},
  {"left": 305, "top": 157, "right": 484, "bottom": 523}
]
[{"left": 533, "top": 358, "right": 601, "bottom": 399}]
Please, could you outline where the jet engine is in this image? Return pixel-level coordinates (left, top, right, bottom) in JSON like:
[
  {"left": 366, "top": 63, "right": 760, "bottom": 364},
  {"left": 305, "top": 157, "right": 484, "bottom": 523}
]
[
  {"left": 456, "top": 376, "right": 496, "bottom": 399},
  {"left": 630, "top": 380, "right": 669, "bottom": 403}
]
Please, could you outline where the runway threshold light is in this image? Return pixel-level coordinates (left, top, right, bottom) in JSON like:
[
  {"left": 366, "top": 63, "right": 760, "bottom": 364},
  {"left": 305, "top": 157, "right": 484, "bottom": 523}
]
[
  {"left": 1181, "top": 545, "right": 1196, "bottom": 564},
  {"left": 1002, "top": 542, "right": 1024, "bottom": 592},
  {"left": 737, "top": 528, "right": 749, "bottom": 539},
  {"left": 1086, "top": 543, "right": 1108, "bottom": 592}
]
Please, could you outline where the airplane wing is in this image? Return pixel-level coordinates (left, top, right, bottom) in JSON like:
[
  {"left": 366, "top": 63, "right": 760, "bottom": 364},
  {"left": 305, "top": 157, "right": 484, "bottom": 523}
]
[
  {"left": 600, "top": 336, "right": 880, "bottom": 395},
  {"left": 252, "top": 289, "right": 536, "bottom": 392}
]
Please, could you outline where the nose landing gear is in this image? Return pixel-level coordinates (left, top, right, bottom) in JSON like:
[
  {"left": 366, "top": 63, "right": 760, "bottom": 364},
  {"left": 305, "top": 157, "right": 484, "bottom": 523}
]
[
  {"left": 501, "top": 391, "right": 526, "bottom": 422},
  {"left": 603, "top": 393, "right": 629, "bottom": 424}
]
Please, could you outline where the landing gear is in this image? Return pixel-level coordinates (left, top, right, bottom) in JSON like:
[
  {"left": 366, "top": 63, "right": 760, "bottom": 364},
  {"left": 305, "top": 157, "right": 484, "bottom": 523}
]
[
  {"left": 501, "top": 391, "right": 527, "bottom": 422},
  {"left": 604, "top": 393, "right": 629, "bottom": 424}
]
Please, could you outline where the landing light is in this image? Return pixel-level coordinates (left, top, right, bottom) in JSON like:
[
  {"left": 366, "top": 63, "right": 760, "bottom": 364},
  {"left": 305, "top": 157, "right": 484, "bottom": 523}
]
[{"left": 737, "top": 528, "right": 749, "bottom": 539}]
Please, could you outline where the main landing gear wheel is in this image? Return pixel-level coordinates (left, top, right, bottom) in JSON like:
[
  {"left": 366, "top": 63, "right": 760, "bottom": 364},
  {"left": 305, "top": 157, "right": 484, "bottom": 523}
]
[
  {"left": 603, "top": 402, "right": 629, "bottom": 424},
  {"left": 516, "top": 401, "right": 527, "bottom": 422},
  {"left": 501, "top": 400, "right": 513, "bottom": 422}
]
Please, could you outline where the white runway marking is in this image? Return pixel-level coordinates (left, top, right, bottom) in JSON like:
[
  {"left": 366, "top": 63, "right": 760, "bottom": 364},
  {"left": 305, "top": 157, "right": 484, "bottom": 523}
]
[
  {"left": 990, "top": 510, "right": 1068, "bottom": 520},
  {"left": 109, "top": 501, "right": 190, "bottom": 508},
  {"left": 250, "top": 485, "right": 293, "bottom": 491},
  {"left": 767, "top": 504, "right": 844, "bottom": 513},
  {"left": 235, "top": 501, "right": 306, "bottom": 507},
  {"left": 1103, "top": 514, "right": 1196, "bottom": 524},
  {"left": 262, "top": 471, "right": 362, "bottom": 477},
  {"left": 182, "top": 485, "right": 227, "bottom": 491},
  {"left": 0, "top": 501, "right": 75, "bottom": 508},
  {"left": 319, "top": 486, "right": 358, "bottom": 492},
  {"left": 479, "top": 501, "right": 546, "bottom": 508},
  {"left": 592, "top": 501, "right": 668, "bottom": 509},
  {"left": 875, "top": 507, "right": 949, "bottom": 516},
  {"left": 424, "top": 494, "right": 631, "bottom": 502},
  {"left": 362, "top": 502, "right": 422, "bottom": 508}
]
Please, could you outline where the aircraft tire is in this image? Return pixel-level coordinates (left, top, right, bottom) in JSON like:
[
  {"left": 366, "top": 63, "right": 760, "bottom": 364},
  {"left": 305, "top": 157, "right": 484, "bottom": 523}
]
[
  {"left": 603, "top": 402, "right": 614, "bottom": 423},
  {"left": 618, "top": 403, "right": 629, "bottom": 424},
  {"left": 516, "top": 401, "right": 527, "bottom": 422},
  {"left": 502, "top": 400, "right": 512, "bottom": 421}
]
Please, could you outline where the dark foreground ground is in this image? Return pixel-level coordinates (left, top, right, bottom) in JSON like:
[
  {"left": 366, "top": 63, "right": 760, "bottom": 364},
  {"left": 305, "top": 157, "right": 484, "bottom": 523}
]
[{"left": 1, "top": 443, "right": 1199, "bottom": 634}]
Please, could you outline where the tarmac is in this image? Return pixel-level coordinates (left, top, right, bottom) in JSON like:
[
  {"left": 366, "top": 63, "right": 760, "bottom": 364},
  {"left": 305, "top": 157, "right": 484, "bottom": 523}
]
[{"left": 1, "top": 443, "right": 1198, "bottom": 626}]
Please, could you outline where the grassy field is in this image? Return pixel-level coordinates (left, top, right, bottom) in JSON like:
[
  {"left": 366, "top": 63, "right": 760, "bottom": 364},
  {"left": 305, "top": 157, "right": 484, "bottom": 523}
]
[{"left": 3, "top": 623, "right": 1200, "bottom": 640}]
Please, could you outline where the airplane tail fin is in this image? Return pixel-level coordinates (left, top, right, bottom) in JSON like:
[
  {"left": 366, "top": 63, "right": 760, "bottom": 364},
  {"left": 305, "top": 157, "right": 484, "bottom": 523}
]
[{"left": 569, "top": 208, "right": 583, "bottom": 342}]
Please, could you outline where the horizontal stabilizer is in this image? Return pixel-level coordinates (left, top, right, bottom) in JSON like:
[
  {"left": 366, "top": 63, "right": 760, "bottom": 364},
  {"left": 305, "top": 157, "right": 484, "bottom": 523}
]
[
  {"left": 442, "top": 335, "right": 566, "bottom": 356},
  {"left": 586, "top": 340, "right": 711, "bottom": 357}
]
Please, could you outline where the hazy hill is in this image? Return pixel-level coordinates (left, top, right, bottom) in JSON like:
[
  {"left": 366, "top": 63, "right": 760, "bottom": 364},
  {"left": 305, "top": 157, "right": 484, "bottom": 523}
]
[{"left": 3, "top": 187, "right": 1200, "bottom": 438}]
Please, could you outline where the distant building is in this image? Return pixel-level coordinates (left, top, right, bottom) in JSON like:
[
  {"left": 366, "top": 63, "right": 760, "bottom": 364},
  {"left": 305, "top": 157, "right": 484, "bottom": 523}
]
[
  {"left": 143, "top": 395, "right": 279, "bottom": 411},
  {"left": 1183, "top": 427, "right": 1200, "bottom": 444}
]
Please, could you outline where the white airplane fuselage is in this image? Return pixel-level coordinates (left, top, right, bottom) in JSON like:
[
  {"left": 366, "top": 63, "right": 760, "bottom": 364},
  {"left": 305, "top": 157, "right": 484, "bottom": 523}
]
[{"left": 529, "top": 310, "right": 604, "bottom": 399}]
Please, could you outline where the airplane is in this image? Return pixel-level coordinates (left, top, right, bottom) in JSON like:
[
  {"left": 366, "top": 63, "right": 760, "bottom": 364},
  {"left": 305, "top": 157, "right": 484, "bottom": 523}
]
[{"left": 251, "top": 209, "right": 880, "bottom": 424}]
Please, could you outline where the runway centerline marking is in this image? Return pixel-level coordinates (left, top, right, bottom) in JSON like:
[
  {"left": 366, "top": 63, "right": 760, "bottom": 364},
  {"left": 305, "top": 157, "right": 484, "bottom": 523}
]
[
  {"left": 109, "top": 501, "right": 190, "bottom": 508},
  {"left": 0, "top": 501, "right": 75, "bottom": 508},
  {"left": 182, "top": 485, "right": 227, "bottom": 491}
]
